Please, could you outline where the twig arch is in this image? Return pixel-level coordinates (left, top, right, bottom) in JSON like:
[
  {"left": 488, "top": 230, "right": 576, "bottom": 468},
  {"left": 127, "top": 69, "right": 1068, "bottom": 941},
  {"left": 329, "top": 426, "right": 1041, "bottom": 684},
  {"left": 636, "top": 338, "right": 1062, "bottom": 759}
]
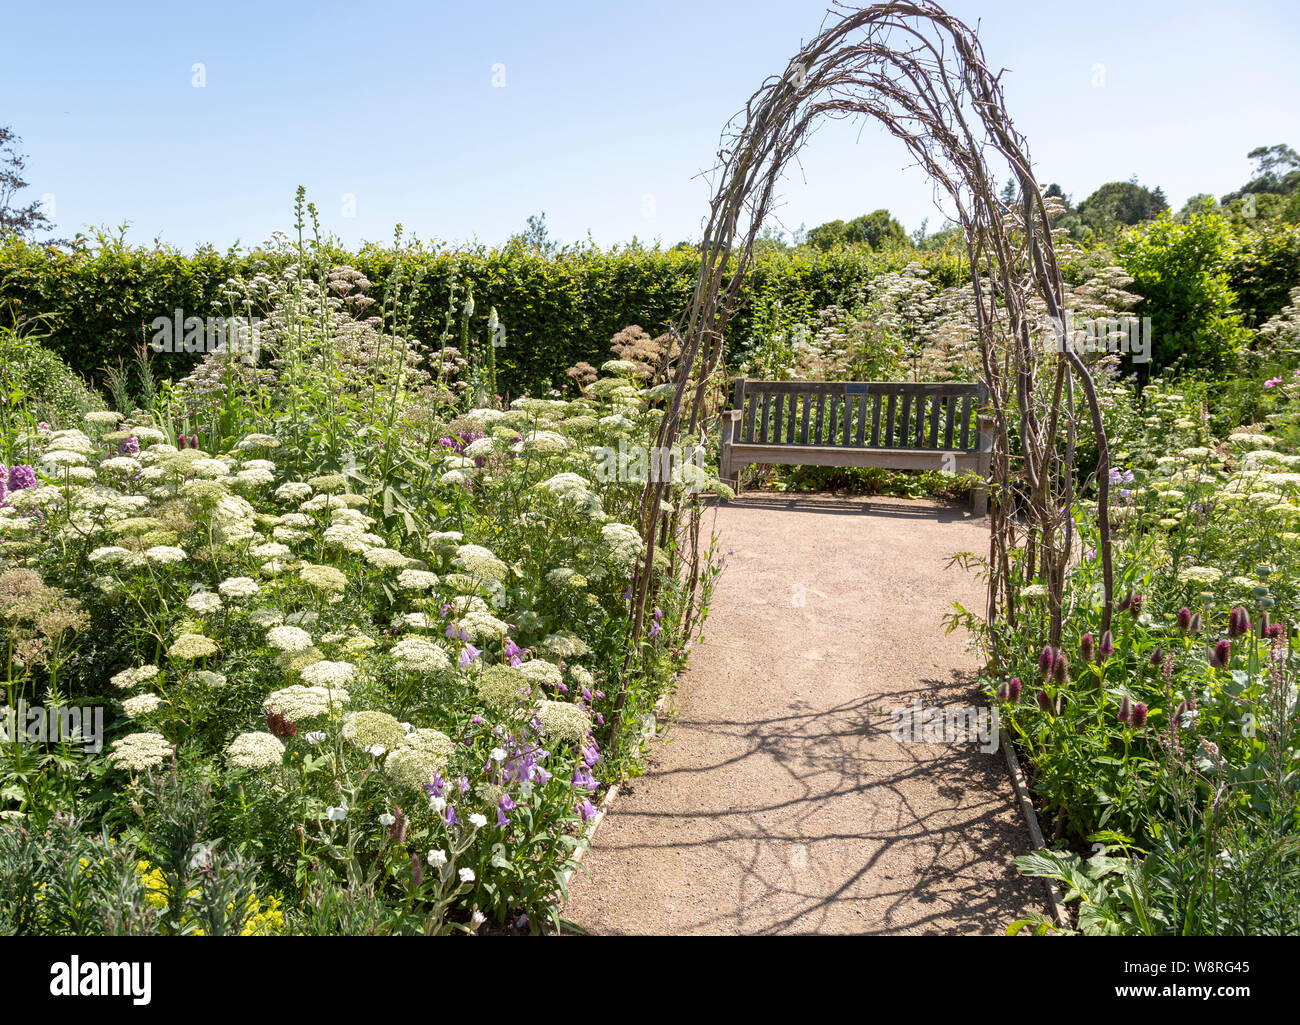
[{"left": 620, "top": 0, "right": 1114, "bottom": 720}]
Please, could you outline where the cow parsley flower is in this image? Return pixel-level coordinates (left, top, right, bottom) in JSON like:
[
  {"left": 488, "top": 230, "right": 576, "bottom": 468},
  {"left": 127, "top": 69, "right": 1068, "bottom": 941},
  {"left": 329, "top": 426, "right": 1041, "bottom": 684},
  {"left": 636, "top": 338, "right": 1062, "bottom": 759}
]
[
  {"left": 145, "top": 545, "right": 188, "bottom": 565},
  {"left": 122, "top": 694, "right": 163, "bottom": 717},
  {"left": 299, "top": 660, "right": 356, "bottom": 688},
  {"left": 396, "top": 568, "right": 440, "bottom": 591},
  {"left": 342, "top": 710, "right": 407, "bottom": 751},
  {"left": 537, "top": 700, "right": 591, "bottom": 744},
  {"left": 518, "top": 659, "right": 563, "bottom": 688},
  {"left": 300, "top": 564, "right": 347, "bottom": 592},
  {"left": 111, "top": 664, "right": 160, "bottom": 690},
  {"left": 267, "top": 625, "right": 314, "bottom": 653},
  {"left": 168, "top": 633, "right": 219, "bottom": 660},
  {"left": 108, "top": 732, "right": 173, "bottom": 771},
  {"left": 390, "top": 636, "right": 452, "bottom": 673},
  {"left": 218, "top": 576, "right": 260, "bottom": 599},
  {"left": 475, "top": 665, "right": 530, "bottom": 707},
  {"left": 89, "top": 546, "right": 133, "bottom": 565},
  {"left": 454, "top": 544, "right": 508, "bottom": 581},
  {"left": 185, "top": 591, "right": 223, "bottom": 615},
  {"left": 226, "top": 732, "right": 285, "bottom": 768}
]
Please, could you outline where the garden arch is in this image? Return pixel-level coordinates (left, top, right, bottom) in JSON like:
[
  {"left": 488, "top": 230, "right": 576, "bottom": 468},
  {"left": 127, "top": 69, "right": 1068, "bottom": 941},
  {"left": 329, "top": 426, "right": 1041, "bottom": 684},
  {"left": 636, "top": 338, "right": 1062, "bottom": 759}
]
[{"left": 623, "top": 1, "right": 1116, "bottom": 709}]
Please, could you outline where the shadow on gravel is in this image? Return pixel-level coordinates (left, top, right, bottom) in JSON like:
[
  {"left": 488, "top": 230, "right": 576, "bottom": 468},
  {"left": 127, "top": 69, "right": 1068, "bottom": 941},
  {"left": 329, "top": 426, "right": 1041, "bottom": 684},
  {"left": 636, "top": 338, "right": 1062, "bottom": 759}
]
[
  {"left": 587, "top": 690, "right": 1037, "bottom": 934},
  {"left": 720, "top": 494, "right": 976, "bottom": 523}
]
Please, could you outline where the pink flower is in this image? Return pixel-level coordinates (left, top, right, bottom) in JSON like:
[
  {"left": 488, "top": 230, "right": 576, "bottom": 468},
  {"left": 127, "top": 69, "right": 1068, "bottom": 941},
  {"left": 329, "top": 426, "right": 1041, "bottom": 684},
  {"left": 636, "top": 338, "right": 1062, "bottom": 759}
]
[{"left": 1265, "top": 377, "right": 1283, "bottom": 388}]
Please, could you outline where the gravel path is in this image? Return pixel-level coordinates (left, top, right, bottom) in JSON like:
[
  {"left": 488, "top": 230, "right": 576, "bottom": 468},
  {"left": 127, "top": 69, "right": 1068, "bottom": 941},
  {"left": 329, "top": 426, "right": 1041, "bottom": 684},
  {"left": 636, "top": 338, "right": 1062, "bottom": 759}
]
[{"left": 564, "top": 493, "right": 1048, "bottom": 934}]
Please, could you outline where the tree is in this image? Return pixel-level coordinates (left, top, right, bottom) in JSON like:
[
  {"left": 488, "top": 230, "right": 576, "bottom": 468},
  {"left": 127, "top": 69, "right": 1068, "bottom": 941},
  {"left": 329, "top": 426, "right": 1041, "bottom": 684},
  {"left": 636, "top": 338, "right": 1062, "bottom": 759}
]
[
  {"left": 1113, "top": 209, "right": 1250, "bottom": 376},
  {"left": 1076, "top": 180, "right": 1168, "bottom": 235},
  {"left": 508, "top": 212, "right": 557, "bottom": 255},
  {"left": 0, "top": 125, "right": 54, "bottom": 240},
  {"left": 807, "top": 208, "right": 906, "bottom": 250},
  {"left": 1219, "top": 144, "right": 1300, "bottom": 222}
]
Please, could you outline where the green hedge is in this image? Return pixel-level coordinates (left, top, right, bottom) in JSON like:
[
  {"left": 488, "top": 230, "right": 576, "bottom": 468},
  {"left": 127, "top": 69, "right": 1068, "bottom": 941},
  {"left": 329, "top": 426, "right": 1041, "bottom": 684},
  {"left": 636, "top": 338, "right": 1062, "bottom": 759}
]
[{"left": 0, "top": 234, "right": 962, "bottom": 397}]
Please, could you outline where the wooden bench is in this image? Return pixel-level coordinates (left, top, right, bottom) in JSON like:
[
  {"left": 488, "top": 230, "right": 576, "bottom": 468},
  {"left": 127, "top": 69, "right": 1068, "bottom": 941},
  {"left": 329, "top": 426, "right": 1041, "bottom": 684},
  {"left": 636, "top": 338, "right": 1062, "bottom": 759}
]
[{"left": 718, "top": 379, "right": 993, "bottom": 515}]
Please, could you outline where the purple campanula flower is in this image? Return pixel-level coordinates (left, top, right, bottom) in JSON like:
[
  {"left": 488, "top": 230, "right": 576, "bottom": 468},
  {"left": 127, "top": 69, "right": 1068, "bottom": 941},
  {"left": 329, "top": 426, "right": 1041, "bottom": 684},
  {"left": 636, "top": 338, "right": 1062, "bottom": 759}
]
[
  {"left": 444, "top": 804, "right": 459, "bottom": 827},
  {"left": 119, "top": 436, "right": 140, "bottom": 456},
  {"left": 8, "top": 464, "right": 36, "bottom": 492},
  {"left": 496, "top": 806, "right": 511, "bottom": 827},
  {"left": 577, "top": 798, "right": 599, "bottom": 823},
  {"left": 456, "top": 776, "right": 470, "bottom": 794},
  {"left": 459, "top": 643, "right": 482, "bottom": 667}
]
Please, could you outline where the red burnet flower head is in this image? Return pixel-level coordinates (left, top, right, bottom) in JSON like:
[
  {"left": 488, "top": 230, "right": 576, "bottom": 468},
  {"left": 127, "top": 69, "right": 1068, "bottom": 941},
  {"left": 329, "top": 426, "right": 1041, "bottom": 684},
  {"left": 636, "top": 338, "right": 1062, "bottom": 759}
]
[
  {"left": 1211, "top": 638, "right": 1231, "bottom": 669},
  {"left": 1149, "top": 646, "right": 1164, "bottom": 667},
  {"left": 1117, "top": 694, "right": 1132, "bottom": 723},
  {"left": 1130, "top": 702, "right": 1148, "bottom": 728},
  {"left": 1099, "top": 630, "right": 1115, "bottom": 659},
  {"left": 1080, "top": 632, "right": 1095, "bottom": 663},
  {"left": 1036, "top": 689, "right": 1055, "bottom": 714},
  {"left": 266, "top": 707, "right": 297, "bottom": 739},
  {"left": 1228, "top": 607, "right": 1249, "bottom": 638},
  {"left": 1190, "top": 613, "right": 1203, "bottom": 635},
  {"left": 1052, "top": 649, "right": 1070, "bottom": 685},
  {"left": 1007, "top": 677, "right": 1022, "bottom": 702},
  {"left": 1038, "top": 646, "right": 1056, "bottom": 678},
  {"left": 1176, "top": 607, "right": 1193, "bottom": 632}
]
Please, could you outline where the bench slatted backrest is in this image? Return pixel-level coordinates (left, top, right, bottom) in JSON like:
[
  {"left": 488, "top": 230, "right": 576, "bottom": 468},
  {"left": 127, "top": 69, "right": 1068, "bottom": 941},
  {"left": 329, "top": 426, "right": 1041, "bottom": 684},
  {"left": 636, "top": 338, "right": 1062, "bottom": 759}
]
[{"left": 731, "top": 380, "right": 987, "bottom": 451}]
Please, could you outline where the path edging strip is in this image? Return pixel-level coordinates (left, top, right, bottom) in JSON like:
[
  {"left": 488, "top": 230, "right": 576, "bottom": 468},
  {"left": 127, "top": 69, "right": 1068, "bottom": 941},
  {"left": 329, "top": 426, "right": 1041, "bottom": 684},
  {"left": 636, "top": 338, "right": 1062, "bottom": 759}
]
[
  {"left": 559, "top": 687, "right": 676, "bottom": 900},
  {"left": 1000, "top": 726, "right": 1069, "bottom": 930}
]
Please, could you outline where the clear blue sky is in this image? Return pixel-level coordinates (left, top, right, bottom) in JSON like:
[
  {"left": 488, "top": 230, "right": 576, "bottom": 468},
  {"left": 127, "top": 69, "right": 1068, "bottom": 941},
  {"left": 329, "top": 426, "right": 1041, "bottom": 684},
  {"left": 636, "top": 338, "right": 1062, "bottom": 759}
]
[{"left": 5, "top": 0, "right": 1298, "bottom": 251}]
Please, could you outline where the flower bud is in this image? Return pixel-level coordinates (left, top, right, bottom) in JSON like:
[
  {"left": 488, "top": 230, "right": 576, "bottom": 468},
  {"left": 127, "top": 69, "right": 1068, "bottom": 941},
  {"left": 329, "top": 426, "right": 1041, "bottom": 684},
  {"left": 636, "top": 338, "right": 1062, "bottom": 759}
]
[
  {"left": 1099, "top": 630, "right": 1115, "bottom": 658},
  {"left": 1118, "top": 695, "right": 1132, "bottom": 723},
  {"left": 1081, "top": 632, "right": 1095, "bottom": 663}
]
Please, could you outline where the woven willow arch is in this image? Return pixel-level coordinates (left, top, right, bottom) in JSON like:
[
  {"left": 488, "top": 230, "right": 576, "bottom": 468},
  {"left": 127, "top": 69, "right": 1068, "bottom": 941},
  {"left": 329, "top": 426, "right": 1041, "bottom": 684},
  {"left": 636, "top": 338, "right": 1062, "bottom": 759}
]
[{"left": 619, "top": 0, "right": 1115, "bottom": 716}]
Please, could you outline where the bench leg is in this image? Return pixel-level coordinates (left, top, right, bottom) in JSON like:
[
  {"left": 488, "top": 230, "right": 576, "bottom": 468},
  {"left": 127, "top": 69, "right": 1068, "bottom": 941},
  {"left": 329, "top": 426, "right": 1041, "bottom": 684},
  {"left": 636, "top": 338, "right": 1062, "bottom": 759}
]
[
  {"left": 972, "top": 413, "right": 993, "bottom": 518},
  {"left": 719, "top": 411, "right": 742, "bottom": 495}
]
